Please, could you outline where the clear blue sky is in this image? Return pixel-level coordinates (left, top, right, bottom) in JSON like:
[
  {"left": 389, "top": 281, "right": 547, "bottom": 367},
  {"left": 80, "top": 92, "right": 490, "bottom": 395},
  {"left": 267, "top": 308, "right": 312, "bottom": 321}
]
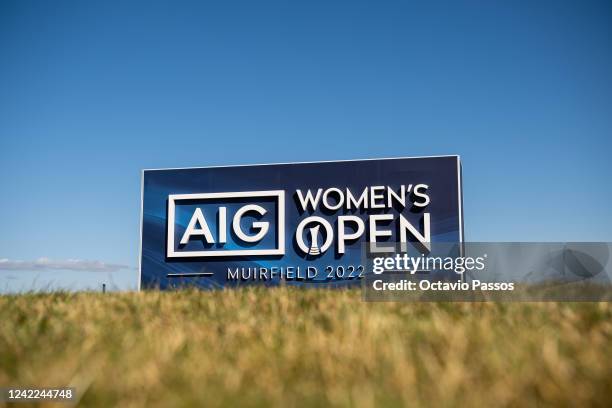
[{"left": 1, "top": 0, "right": 611, "bottom": 291}]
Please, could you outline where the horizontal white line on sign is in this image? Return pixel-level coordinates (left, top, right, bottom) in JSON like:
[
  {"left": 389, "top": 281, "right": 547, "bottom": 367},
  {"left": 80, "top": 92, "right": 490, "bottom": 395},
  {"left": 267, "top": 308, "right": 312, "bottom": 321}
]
[{"left": 166, "top": 273, "right": 214, "bottom": 277}]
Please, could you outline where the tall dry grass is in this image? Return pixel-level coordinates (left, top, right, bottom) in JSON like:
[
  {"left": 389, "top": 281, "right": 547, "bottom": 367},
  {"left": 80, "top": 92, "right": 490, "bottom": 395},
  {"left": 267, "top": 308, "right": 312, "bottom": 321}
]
[{"left": 0, "top": 288, "right": 610, "bottom": 407}]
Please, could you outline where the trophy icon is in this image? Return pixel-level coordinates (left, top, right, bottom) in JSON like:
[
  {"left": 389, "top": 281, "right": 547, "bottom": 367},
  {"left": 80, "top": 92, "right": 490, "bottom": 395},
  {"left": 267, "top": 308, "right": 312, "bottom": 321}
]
[
  {"left": 295, "top": 217, "right": 333, "bottom": 256},
  {"left": 307, "top": 225, "right": 321, "bottom": 255}
]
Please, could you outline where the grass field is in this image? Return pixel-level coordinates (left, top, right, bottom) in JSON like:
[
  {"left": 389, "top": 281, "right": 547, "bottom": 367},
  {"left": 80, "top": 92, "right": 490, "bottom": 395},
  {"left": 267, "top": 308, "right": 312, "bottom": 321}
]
[{"left": 0, "top": 288, "right": 610, "bottom": 407}]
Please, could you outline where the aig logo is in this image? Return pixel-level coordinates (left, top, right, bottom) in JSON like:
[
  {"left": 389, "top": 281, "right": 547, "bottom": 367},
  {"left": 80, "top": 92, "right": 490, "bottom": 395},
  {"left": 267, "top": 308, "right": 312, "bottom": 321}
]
[{"left": 167, "top": 191, "right": 285, "bottom": 257}]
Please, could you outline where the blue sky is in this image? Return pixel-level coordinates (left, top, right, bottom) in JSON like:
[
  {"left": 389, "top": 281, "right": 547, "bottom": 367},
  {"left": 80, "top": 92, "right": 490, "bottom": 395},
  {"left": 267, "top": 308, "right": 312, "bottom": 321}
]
[{"left": 1, "top": 0, "right": 611, "bottom": 291}]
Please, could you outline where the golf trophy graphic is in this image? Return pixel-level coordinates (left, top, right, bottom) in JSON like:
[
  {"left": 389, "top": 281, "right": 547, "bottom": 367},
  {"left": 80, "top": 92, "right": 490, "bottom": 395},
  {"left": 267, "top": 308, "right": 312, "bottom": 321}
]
[
  {"left": 296, "top": 216, "right": 334, "bottom": 257},
  {"left": 307, "top": 225, "right": 322, "bottom": 255}
]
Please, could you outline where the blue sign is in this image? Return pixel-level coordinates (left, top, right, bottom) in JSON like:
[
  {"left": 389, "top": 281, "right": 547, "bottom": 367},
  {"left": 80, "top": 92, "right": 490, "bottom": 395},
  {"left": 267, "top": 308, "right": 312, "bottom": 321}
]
[{"left": 139, "top": 156, "right": 463, "bottom": 289}]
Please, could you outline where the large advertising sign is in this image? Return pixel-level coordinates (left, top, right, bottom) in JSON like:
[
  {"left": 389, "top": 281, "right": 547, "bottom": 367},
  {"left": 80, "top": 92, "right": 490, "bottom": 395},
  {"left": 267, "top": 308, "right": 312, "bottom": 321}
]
[{"left": 139, "top": 156, "right": 463, "bottom": 289}]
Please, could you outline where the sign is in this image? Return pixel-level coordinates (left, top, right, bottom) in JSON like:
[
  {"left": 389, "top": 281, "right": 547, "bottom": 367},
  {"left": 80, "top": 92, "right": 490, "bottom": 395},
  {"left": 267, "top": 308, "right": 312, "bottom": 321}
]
[{"left": 139, "top": 156, "right": 463, "bottom": 289}]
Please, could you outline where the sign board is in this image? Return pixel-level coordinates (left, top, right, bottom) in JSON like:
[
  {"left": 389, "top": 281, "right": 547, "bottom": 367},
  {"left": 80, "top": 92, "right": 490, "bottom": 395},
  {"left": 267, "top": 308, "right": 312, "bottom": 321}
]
[{"left": 139, "top": 156, "right": 463, "bottom": 289}]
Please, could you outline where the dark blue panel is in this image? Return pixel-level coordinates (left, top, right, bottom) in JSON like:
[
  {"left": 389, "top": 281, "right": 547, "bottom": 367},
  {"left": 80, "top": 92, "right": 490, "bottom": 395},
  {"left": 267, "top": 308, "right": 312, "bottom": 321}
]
[{"left": 140, "top": 156, "right": 463, "bottom": 289}]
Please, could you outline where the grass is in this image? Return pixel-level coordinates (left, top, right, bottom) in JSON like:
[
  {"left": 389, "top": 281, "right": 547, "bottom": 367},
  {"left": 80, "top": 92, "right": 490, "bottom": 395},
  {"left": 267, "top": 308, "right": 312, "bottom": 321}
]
[{"left": 0, "top": 288, "right": 610, "bottom": 407}]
